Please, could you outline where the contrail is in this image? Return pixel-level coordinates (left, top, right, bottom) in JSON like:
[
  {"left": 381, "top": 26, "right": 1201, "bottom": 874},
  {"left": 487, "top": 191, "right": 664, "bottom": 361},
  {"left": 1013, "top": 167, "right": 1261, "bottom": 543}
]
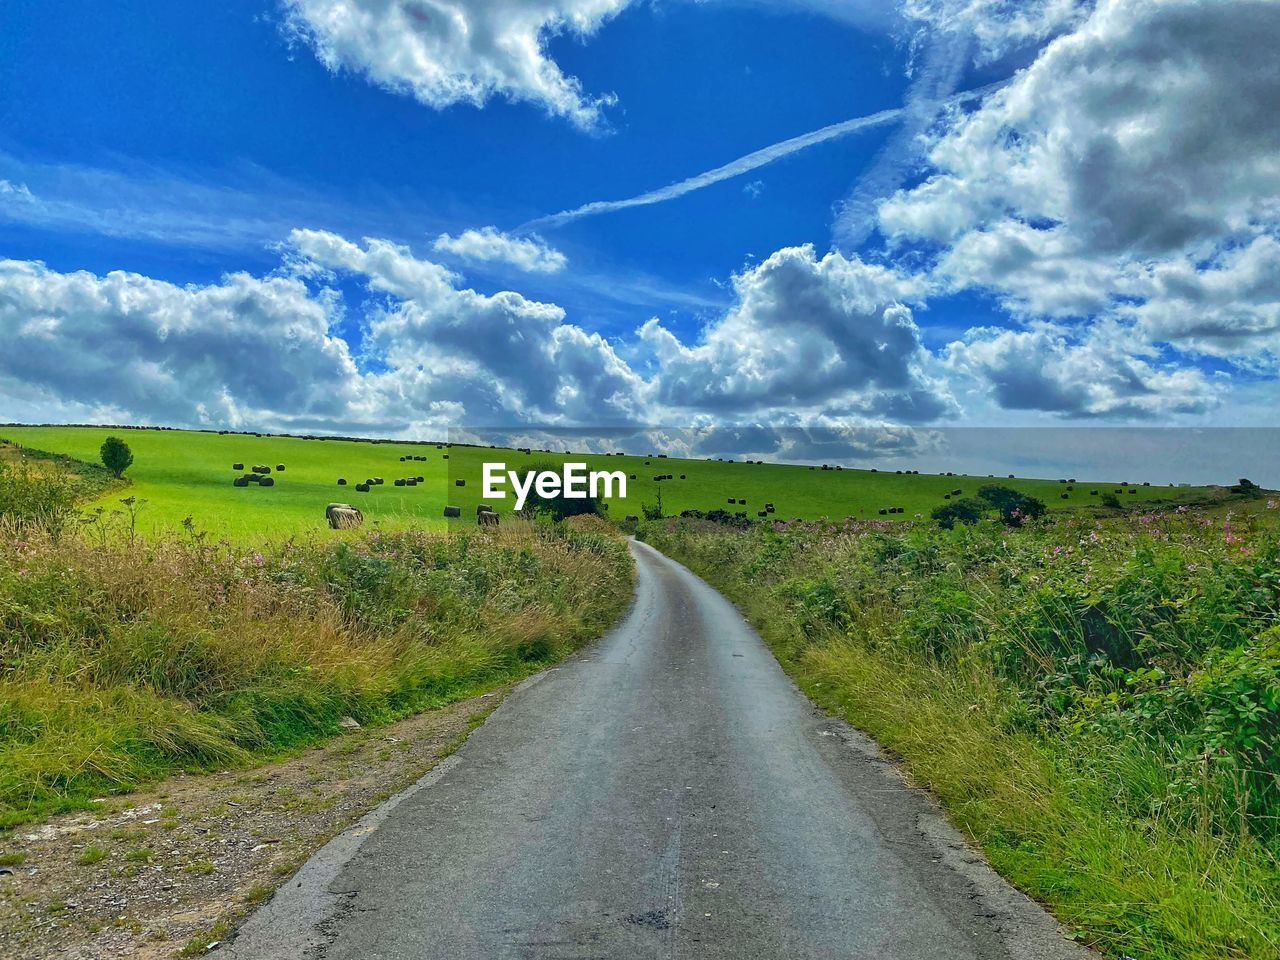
[{"left": 521, "top": 81, "right": 1006, "bottom": 232}]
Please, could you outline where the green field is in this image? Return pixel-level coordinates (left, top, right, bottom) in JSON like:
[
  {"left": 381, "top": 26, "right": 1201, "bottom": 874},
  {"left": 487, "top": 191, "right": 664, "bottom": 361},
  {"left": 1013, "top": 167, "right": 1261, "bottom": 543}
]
[{"left": 0, "top": 425, "right": 1221, "bottom": 540}]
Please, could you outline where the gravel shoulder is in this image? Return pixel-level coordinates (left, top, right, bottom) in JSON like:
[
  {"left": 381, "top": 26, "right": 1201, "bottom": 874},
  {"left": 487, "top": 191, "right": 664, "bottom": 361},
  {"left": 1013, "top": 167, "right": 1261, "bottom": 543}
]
[{"left": 0, "top": 691, "right": 504, "bottom": 960}]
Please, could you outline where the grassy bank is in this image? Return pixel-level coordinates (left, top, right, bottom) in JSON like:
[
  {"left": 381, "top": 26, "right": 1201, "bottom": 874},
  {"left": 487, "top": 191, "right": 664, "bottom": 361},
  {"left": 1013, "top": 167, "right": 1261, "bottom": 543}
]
[
  {"left": 0, "top": 456, "right": 633, "bottom": 826},
  {"left": 641, "top": 507, "right": 1280, "bottom": 959}
]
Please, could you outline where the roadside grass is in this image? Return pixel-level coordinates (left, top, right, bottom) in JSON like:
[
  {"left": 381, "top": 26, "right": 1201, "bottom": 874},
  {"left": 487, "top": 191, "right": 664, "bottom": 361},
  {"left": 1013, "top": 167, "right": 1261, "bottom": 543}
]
[
  {"left": 0, "top": 491, "right": 633, "bottom": 826},
  {"left": 0, "top": 425, "right": 1219, "bottom": 542},
  {"left": 643, "top": 508, "right": 1280, "bottom": 960}
]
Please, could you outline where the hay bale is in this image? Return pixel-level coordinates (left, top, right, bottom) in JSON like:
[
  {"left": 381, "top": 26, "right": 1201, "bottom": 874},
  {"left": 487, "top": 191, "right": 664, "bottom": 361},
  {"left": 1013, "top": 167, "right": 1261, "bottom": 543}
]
[
  {"left": 728, "top": 498, "right": 736, "bottom": 504},
  {"left": 395, "top": 479, "right": 406, "bottom": 487},
  {"left": 406, "top": 478, "right": 417, "bottom": 486},
  {"left": 233, "top": 477, "right": 249, "bottom": 487},
  {"left": 253, "top": 464, "right": 270, "bottom": 474},
  {"left": 416, "top": 476, "right": 424, "bottom": 483},
  {"left": 476, "top": 504, "right": 493, "bottom": 516},
  {"left": 758, "top": 511, "right": 768, "bottom": 518},
  {"left": 373, "top": 478, "right": 384, "bottom": 485},
  {"left": 328, "top": 506, "right": 363, "bottom": 529},
  {"left": 443, "top": 505, "right": 461, "bottom": 518},
  {"left": 680, "top": 474, "right": 686, "bottom": 480},
  {"left": 455, "top": 479, "right": 465, "bottom": 487},
  {"left": 338, "top": 478, "right": 348, "bottom": 486},
  {"left": 232, "top": 462, "right": 244, "bottom": 470},
  {"left": 276, "top": 464, "right": 285, "bottom": 472},
  {"left": 259, "top": 476, "right": 275, "bottom": 487},
  {"left": 356, "top": 483, "right": 370, "bottom": 493}
]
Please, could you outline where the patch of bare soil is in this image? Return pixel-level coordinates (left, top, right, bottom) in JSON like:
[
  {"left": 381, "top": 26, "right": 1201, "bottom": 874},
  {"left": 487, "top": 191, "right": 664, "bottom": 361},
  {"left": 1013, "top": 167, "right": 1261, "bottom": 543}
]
[{"left": 0, "top": 691, "right": 505, "bottom": 959}]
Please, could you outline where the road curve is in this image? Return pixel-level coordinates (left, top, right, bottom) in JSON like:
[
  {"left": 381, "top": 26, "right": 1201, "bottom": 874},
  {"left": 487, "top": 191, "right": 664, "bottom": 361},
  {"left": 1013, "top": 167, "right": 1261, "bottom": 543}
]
[{"left": 230, "top": 540, "right": 1090, "bottom": 960}]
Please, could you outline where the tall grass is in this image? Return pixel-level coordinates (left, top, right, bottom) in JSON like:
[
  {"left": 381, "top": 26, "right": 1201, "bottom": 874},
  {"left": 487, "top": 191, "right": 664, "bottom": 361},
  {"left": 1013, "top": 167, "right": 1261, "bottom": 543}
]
[
  {"left": 0, "top": 500, "right": 632, "bottom": 826},
  {"left": 642, "top": 508, "right": 1280, "bottom": 959}
]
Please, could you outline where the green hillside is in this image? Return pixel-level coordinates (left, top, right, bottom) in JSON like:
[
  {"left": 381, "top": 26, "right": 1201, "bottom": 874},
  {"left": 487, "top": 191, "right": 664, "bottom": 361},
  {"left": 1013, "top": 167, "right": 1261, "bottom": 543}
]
[{"left": 1, "top": 424, "right": 1221, "bottom": 541}]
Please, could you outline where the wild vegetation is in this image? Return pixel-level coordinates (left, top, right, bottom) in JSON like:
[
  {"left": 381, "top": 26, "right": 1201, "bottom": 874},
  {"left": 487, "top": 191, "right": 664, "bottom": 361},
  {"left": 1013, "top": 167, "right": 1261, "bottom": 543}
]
[
  {"left": 0, "top": 456, "right": 633, "bottom": 827},
  {"left": 642, "top": 503, "right": 1280, "bottom": 960}
]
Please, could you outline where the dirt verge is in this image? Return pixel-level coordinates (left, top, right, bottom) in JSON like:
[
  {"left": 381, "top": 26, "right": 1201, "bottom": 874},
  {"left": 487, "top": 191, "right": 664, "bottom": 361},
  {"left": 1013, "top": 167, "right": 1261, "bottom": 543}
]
[{"left": 0, "top": 691, "right": 504, "bottom": 959}]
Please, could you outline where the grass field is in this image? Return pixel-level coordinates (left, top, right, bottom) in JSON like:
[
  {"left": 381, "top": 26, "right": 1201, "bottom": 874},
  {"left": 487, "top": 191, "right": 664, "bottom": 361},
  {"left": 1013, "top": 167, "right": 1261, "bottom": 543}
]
[{"left": 0, "top": 425, "right": 1222, "bottom": 541}]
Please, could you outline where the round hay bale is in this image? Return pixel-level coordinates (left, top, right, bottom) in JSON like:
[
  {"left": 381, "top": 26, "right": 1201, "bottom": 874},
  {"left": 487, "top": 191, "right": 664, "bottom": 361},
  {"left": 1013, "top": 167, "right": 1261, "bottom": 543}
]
[
  {"left": 455, "top": 479, "right": 465, "bottom": 487},
  {"left": 233, "top": 477, "right": 249, "bottom": 487},
  {"left": 406, "top": 478, "right": 417, "bottom": 486},
  {"left": 232, "top": 462, "right": 244, "bottom": 470},
  {"left": 259, "top": 476, "right": 275, "bottom": 487},
  {"left": 476, "top": 504, "right": 492, "bottom": 515},
  {"left": 276, "top": 464, "right": 285, "bottom": 471},
  {"left": 338, "top": 478, "right": 347, "bottom": 486},
  {"left": 443, "top": 505, "right": 461, "bottom": 518},
  {"left": 253, "top": 464, "right": 270, "bottom": 474},
  {"left": 394, "top": 479, "right": 406, "bottom": 487},
  {"left": 416, "top": 476, "right": 424, "bottom": 483},
  {"left": 356, "top": 483, "right": 370, "bottom": 493}
]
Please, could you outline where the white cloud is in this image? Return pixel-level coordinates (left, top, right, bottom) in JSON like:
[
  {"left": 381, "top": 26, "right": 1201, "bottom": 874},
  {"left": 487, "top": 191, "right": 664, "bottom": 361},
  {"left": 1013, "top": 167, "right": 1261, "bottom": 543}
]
[
  {"left": 1126, "top": 236, "right": 1280, "bottom": 368},
  {"left": 281, "top": 0, "right": 629, "bottom": 129},
  {"left": 881, "top": 0, "right": 1280, "bottom": 308},
  {"left": 0, "top": 259, "right": 367, "bottom": 429},
  {"left": 641, "top": 245, "right": 953, "bottom": 423},
  {"left": 285, "top": 229, "right": 645, "bottom": 425},
  {"left": 944, "top": 322, "right": 1219, "bottom": 418},
  {"left": 432, "top": 226, "right": 567, "bottom": 273},
  {"left": 903, "top": 0, "right": 1090, "bottom": 61},
  {"left": 877, "top": 0, "right": 1280, "bottom": 417}
]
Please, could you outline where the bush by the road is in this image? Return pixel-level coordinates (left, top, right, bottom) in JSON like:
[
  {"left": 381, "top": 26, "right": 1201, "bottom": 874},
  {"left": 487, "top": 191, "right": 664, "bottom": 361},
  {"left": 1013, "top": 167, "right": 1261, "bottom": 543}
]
[{"left": 642, "top": 506, "right": 1280, "bottom": 960}]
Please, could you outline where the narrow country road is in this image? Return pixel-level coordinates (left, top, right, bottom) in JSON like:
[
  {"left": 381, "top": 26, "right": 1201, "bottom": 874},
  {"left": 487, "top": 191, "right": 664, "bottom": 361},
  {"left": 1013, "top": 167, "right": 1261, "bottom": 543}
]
[{"left": 230, "top": 540, "right": 1090, "bottom": 960}]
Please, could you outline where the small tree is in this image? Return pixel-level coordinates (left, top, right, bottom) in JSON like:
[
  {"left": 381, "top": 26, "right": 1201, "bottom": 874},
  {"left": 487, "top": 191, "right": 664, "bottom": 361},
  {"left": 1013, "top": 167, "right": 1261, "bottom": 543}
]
[
  {"left": 977, "top": 484, "right": 1046, "bottom": 527},
  {"left": 100, "top": 436, "right": 133, "bottom": 478},
  {"left": 931, "top": 497, "right": 986, "bottom": 529},
  {"left": 515, "top": 462, "right": 599, "bottom": 521}
]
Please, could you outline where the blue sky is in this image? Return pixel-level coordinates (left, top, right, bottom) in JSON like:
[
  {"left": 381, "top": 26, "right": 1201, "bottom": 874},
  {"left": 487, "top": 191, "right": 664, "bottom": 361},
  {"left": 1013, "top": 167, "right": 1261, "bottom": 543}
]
[{"left": 2, "top": 0, "right": 1278, "bottom": 479}]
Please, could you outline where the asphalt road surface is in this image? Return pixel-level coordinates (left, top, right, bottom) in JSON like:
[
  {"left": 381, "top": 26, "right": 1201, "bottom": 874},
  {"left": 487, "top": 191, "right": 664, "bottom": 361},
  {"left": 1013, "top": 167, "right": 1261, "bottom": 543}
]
[{"left": 230, "top": 539, "right": 1091, "bottom": 960}]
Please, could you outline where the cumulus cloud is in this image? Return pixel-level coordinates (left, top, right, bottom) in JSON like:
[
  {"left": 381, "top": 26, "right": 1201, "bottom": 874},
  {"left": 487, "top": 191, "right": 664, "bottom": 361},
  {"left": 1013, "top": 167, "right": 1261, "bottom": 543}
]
[
  {"left": 1126, "top": 236, "right": 1280, "bottom": 367},
  {"left": 881, "top": 0, "right": 1280, "bottom": 330},
  {"left": 281, "top": 0, "right": 628, "bottom": 129},
  {"left": 873, "top": 0, "right": 1280, "bottom": 422},
  {"left": 285, "top": 229, "right": 644, "bottom": 424},
  {"left": 0, "top": 234, "right": 977, "bottom": 436},
  {"left": 432, "top": 227, "right": 567, "bottom": 273},
  {"left": 641, "top": 245, "right": 953, "bottom": 423},
  {"left": 0, "top": 258, "right": 367, "bottom": 429},
  {"left": 944, "top": 322, "right": 1219, "bottom": 418}
]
